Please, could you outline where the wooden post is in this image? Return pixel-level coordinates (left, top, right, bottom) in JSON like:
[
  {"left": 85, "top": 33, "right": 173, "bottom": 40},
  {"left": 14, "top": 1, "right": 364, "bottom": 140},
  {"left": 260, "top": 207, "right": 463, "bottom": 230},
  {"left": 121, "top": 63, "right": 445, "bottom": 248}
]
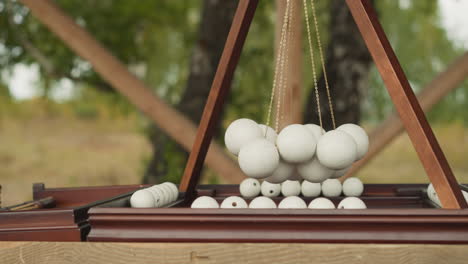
[
  {"left": 346, "top": 0, "right": 466, "bottom": 209},
  {"left": 179, "top": 0, "right": 259, "bottom": 198},
  {"left": 19, "top": 0, "right": 246, "bottom": 184},
  {"left": 275, "top": 0, "right": 303, "bottom": 129},
  {"left": 342, "top": 52, "right": 468, "bottom": 180}
]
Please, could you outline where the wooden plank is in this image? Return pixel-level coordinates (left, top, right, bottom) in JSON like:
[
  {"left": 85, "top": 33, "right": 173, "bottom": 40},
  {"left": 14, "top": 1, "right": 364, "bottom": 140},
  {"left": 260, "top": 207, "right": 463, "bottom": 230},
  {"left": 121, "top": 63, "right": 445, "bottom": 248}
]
[
  {"left": 343, "top": 52, "right": 468, "bottom": 179},
  {"left": 179, "top": 0, "right": 259, "bottom": 197},
  {"left": 1, "top": 242, "right": 468, "bottom": 264},
  {"left": 345, "top": 0, "right": 467, "bottom": 209},
  {"left": 19, "top": 0, "right": 245, "bottom": 184}
]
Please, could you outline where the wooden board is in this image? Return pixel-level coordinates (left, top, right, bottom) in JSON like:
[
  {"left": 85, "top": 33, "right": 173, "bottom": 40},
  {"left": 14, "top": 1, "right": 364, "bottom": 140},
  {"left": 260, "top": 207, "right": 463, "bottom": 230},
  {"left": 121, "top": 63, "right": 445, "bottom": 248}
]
[{"left": 1, "top": 242, "right": 468, "bottom": 264}]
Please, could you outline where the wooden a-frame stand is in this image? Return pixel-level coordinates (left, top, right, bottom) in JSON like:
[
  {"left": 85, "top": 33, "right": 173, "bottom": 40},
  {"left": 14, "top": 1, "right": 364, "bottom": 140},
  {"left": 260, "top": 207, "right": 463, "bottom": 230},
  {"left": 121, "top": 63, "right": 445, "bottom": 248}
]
[{"left": 179, "top": 0, "right": 467, "bottom": 209}]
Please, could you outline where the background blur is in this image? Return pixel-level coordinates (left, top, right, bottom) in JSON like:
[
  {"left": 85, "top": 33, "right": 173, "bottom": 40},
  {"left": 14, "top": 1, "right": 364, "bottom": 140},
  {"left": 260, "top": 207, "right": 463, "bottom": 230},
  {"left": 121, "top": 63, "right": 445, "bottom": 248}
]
[{"left": 1, "top": 0, "right": 467, "bottom": 206}]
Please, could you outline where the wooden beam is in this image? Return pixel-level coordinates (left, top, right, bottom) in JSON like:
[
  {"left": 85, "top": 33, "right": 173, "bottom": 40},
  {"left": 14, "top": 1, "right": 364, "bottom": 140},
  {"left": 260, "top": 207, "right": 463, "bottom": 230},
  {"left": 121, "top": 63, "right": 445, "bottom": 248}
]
[
  {"left": 1, "top": 242, "right": 468, "bottom": 264},
  {"left": 345, "top": 0, "right": 467, "bottom": 209},
  {"left": 19, "top": 0, "right": 246, "bottom": 184},
  {"left": 179, "top": 0, "right": 259, "bottom": 198},
  {"left": 342, "top": 52, "right": 468, "bottom": 180}
]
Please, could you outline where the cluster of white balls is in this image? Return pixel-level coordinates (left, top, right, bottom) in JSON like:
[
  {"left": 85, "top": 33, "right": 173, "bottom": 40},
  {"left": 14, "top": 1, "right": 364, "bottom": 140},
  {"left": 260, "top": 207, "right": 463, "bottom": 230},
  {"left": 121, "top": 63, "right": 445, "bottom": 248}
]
[
  {"left": 224, "top": 118, "right": 369, "bottom": 183},
  {"left": 130, "top": 182, "right": 178, "bottom": 208}
]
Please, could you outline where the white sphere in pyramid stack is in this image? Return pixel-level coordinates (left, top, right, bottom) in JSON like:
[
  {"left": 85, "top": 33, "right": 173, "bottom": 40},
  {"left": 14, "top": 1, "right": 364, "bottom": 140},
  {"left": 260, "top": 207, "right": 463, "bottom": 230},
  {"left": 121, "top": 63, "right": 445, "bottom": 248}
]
[
  {"left": 342, "top": 177, "right": 364, "bottom": 197},
  {"left": 281, "top": 180, "right": 301, "bottom": 197},
  {"left": 249, "top": 196, "right": 277, "bottom": 209},
  {"left": 258, "top": 124, "right": 278, "bottom": 144},
  {"left": 329, "top": 166, "right": 350, "bottom": 179},
  {"left": 337, "top": 197, "right": 367, "bottom": 209},
  {"left": 239, "top": 178, "right": 261, "bottom": 198},
  {"left": 238, "top": 138, "right": 279, "bottom": 179},
  {"left": 321, "top": 179, "right": 342, "bottom": 197},
  {"left": 191, "top": 196, "right": 219, "bottom": 208},
  {"left": 304, "top": 124, "right": 325, "bottom": 140},
  {"left": 301, "top": 181, "right": 321, "bottom": 197},
  {"left": 130, "top": 189, "right": 155, "bottom": 208},
  {"left": 308, "top": 197, "right": 335, "bottom": 209},
  {"left": 261, "top": 181, "right": 281, "bottom": 197},
  {"left": 278, "top": 196, "right": 307, "bottom": 209},
  {"left": 297, "top": 158, "right": 333, "bottom": 183},
  {"left": 316, "top": 130, "right": 357, "bottom": 170},
  {"left": 264, "top": 160, "right": 295, "bottom": 183},
  {"left": 276, "top": 124, "right": 316, "bottom": 163},
  {"left": 220, "top": 196, "right": 248, "bottom": 209},
  {"left": 224, "top": 118, "right": 263, "bottom": 155},
  {"left": 337, "top": 124, "right": 369, "bottom": 160}
]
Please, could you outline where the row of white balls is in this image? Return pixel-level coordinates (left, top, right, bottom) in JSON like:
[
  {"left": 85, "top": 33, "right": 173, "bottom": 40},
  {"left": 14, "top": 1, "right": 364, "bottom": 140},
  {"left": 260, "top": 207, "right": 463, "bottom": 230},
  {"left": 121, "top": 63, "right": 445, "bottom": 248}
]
[
  {"left": 191, "top": 195, "right": 367, "bottom": 209},
  {"left": 130, "top": 182, "right": 178, "bottom": 208},
  {"left": 225, "top": 118, "right": 369, "bottom": 182},
  {"left": 240, "top": 177, "right": 364, "bottom": 198}
]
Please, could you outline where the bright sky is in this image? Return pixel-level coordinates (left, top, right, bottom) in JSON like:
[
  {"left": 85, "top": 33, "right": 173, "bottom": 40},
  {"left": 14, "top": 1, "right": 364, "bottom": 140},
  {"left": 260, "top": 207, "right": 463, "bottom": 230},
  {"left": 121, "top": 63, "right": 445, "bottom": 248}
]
[{"left": 4, "top": 0, "right": 468, "bottom": 101}]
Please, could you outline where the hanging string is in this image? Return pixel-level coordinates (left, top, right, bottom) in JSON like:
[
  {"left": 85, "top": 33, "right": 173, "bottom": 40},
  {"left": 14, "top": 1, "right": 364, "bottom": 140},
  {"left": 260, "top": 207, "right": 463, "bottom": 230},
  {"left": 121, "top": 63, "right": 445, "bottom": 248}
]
[
  {"left": 310, "top": 0, "right": 336, "bottom": 129},
  {"left": 302, "top": 0, "right": 322, "bottom": 129}
]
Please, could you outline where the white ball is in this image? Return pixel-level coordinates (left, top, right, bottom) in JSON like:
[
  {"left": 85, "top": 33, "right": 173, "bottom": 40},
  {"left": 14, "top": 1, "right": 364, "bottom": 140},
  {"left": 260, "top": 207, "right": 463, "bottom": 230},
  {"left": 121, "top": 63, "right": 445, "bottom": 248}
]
[
  {"left": 224, "top": 118, "right": 262, "bottom": 155},
  {"left": 239, "top": 178, "right": 261, "bottom": 198},
  {"left": 238, "top": 139, "right": 280, "bottom": 179},
  {"left": 278, "top": 196, "right": 307, "bottom": 209},
  {"left": 191, "top": 196, "right": 219, "bottom": 208},
  {"left": 261, "top": 181, "right": 282, "bottom": 197},
  {"left": 321, "top": 179, "right": 342, "bottom": 197},
  {"left": 308, "top": 197, "right": 335, "bottom": 209},
  {"left": 303, "top": 124, "right": 325, "bottom": 140},
  {"left": 158, "top": 184, "right": 177, "bottom": 203},
  {"left": 329, "top": 167, "right": 350, "bottom": 179},
  {"left": 337, "top": 123, "right": 369, "bottom": 160},
  {"left": 162, "top": 182, "right": 179, "bottom": 200},
  {"left": 249, "top": 196, "right": 277, "bottom": 209},
  {"left": 316, "top": 130, "right": 357, "bottom": 169},
  {"left": 301, "top": 181, "right": 321, "bottom": 197},
  {"left": 337, "top": 197, "right": 367, "bottom": 209},
  {"left": 264, "top": 161, "right": 295, "bottom": 183},
  {"left": 151, "top": 185, "right": 171, "bottom": 205},
  {"left": 342, "top": 177, "right": 364, "bottom": 197},
  {"left": 220, "top": 196, "right": 248, "bottom": 208},
  {"left": 427, "top": 183, "right": 441, "bottom": 206},
  {"left": 259, "top": 124, "right": 277, "bottom": 143},
  {"left": 276, "top": 124, "right": 316, "bottom": 163},
  {"left": 297, "top": 158, "right": 333, "bottom": 183},
  {"left": 281, "top": 180, "right": 301, "bottom": 197},
  {"left": 146, "top": 187, "right": 164, "bottom": 207},
  {"left": 130, "top": 190, "right": 155, "bottom": 208}
]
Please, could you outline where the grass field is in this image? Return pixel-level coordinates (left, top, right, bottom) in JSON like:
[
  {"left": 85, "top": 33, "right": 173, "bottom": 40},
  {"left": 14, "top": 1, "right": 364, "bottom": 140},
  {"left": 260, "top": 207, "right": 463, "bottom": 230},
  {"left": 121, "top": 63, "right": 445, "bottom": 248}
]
[{"left": 1, "top": 102, "right": 468, "bottom": 206}]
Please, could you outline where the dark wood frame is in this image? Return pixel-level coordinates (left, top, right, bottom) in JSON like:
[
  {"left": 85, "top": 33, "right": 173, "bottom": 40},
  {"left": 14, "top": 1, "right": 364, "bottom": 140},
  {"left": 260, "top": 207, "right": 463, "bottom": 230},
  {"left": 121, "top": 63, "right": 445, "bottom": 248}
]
[{"left": 179, "top": 0, "right": 466, "bottom": 209}]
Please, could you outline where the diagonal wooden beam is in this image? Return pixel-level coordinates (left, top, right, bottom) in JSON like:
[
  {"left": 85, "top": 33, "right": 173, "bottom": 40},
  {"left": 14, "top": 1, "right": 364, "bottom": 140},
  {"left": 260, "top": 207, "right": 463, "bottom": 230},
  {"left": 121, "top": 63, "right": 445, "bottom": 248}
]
[{"left": 19, "top": 0, "right": 246, "bottom": 184}]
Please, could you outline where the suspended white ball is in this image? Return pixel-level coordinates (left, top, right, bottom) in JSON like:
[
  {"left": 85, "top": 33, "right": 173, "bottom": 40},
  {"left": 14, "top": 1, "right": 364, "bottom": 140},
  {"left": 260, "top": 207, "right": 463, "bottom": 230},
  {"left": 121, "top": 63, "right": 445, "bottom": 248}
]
[
  {"left": 337, "top": 197, "right": 367, "bottom": 209},
  {"left": 337, "top": 123, "right": 369, "bottom": 160},
  {"left": 304, "top": 124, "right": 325, "bottom": 140},
  {"left": 191, "top": 196, "right": 219, "bottom": 208},
  {"left": 278, "top": 196, "right": 307, "bottom": 209},
  {"left": 264, "top": 161, "right": 295, "bottom": 183},
  {"left": 297, "top": 158, "right": 333, "bottom": 183},
  {"left": 329, "top": 167, "right": 350, "bottom": 179},
  {"left": 130, "top": 190, "right": 155, "bottom": 208},
  {"left": 259, "top": 124, "right": 277, "bottom": 144},
  {"left": 342, "top": 177, "right": 364, "bottom": 197},
  {"left": 239, "top": 178, "right": 261, "bottom": 198},
  {"left": 276, "top": 124, "right": 316, "bottom": 163},
  {"left": 220, "top": 196, "right": 248, "bottom": 208},
  {"left": 308, "top": 197, "right": 335, "bottom": 209},
  {"left": 316, "top": 130, "right": 357, "bottom": 169},
  {"left": 249, "top": 196, "right": 277, "bottom": 209},
  {"left": 321, "top": 179, "right": 342, "bottom": 197},
  {"left": 261, "top": 181, "right": 282, "bottom": 197},
  {"left": 238, "top": 138, "right": 280, "bottom": 179},
  {"left": 281, "top": 180, "right": 301, "bottom": 197},
  {"left": 224, "top": 118, "right": 263, "bottom": 155},
  {"left": 301, "top": 181, "right": 321, "bottom": 197}
]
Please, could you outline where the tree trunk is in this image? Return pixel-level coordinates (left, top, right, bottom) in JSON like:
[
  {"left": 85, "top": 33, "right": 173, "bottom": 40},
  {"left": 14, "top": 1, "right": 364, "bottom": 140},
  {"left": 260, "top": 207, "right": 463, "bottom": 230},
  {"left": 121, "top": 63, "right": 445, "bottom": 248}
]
[
  {"left": 143, "top": 0, "right": 238, "bottom": 184},
  {"left": 304, "top": 0, "right": 373, "bottom": 129}
]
